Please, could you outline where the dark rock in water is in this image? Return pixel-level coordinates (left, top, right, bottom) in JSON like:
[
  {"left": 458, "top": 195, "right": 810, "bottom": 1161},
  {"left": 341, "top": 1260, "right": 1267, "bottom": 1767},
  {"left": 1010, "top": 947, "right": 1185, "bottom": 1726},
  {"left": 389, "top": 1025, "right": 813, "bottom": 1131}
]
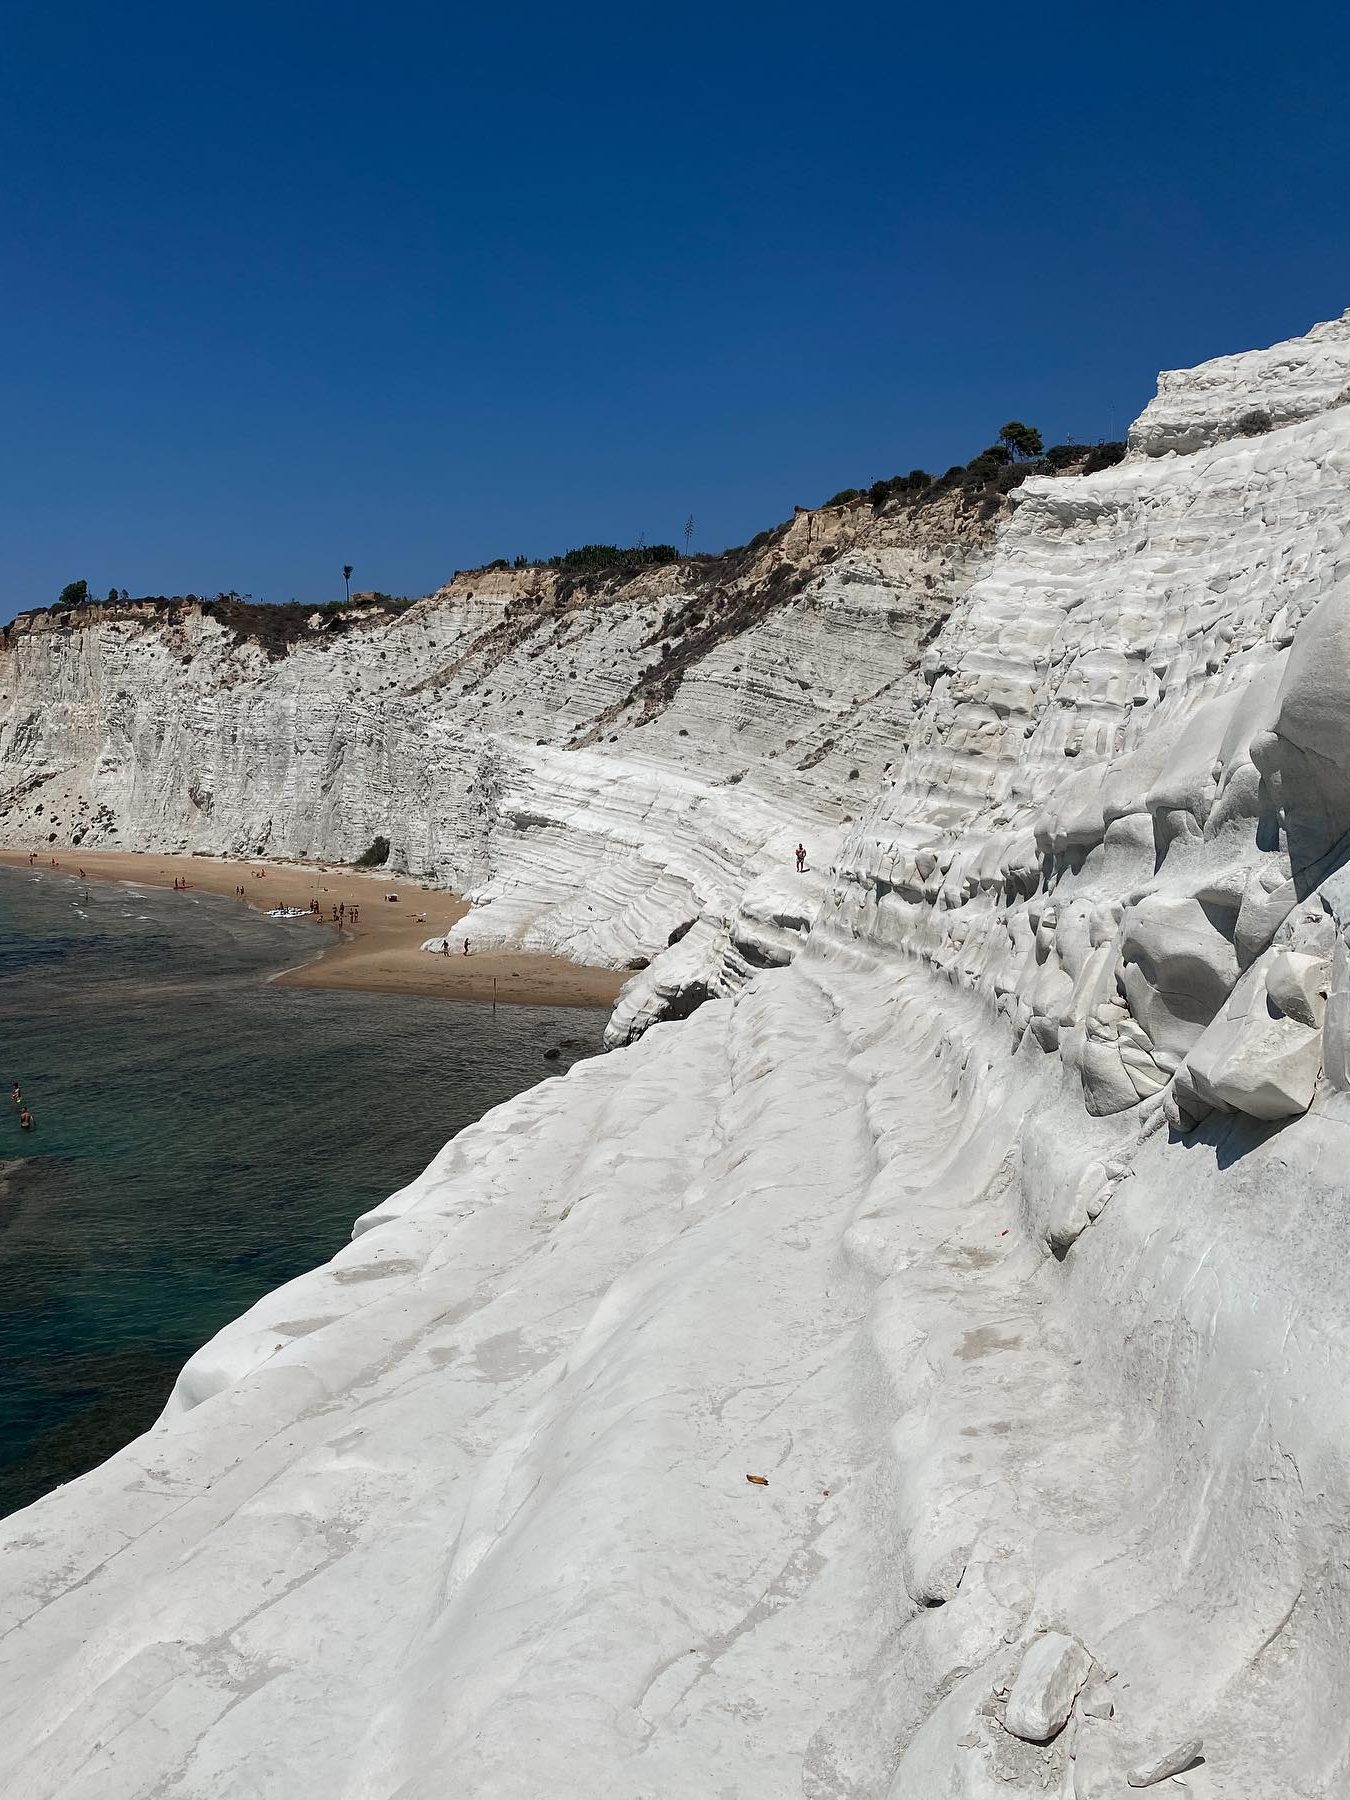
[{"left": 543, "top": 1046, "right": 562, "bottom": 1061}]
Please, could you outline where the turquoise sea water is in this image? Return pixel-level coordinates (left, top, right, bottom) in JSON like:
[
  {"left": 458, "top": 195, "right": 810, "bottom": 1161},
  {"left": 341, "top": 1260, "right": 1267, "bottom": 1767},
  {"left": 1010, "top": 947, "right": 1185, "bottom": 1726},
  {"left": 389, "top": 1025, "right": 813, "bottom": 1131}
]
[{"left": 0, "top": 865, "right": 605, "bottom": 1518}]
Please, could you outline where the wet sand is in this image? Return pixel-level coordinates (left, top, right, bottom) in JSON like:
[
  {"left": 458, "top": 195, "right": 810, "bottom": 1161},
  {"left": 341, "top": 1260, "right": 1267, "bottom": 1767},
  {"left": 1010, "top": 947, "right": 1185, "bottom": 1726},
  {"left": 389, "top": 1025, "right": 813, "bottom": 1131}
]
[{"left": 0, "top": 850, "right": 626, "bottom": 1012}]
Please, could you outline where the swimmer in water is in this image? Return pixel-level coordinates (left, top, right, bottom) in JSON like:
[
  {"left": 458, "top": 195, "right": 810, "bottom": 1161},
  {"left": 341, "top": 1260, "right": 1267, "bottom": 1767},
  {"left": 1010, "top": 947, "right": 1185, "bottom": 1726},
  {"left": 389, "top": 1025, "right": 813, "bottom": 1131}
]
[{"left": 19, "top": 1108, "right": 33, "bottom": 1131}]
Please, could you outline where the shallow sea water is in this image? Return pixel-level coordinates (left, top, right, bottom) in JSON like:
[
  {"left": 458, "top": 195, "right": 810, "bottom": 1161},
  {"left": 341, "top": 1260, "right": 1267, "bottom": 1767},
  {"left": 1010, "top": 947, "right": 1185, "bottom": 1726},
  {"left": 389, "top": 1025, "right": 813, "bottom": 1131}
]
[{"left": 0, "top": 865, "right": 606, "bottom": 1517}]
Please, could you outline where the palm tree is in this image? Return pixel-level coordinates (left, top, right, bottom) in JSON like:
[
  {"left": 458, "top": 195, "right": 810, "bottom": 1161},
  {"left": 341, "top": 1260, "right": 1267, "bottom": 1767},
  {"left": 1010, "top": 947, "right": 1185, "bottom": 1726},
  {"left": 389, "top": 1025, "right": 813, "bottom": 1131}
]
[{"left": 342, "top": 564, "right": 354, "bottom": 604}]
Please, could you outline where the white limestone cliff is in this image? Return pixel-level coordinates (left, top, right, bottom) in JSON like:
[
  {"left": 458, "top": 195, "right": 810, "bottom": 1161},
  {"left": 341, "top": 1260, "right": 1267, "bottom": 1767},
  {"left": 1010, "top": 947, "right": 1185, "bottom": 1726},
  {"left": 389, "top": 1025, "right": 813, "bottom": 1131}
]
[
  {"left": 0, "top": 492, "right": 984, "bottom": 1033},
  {"left": 5, "top": 313, "right": 1350, "bottom": 1796}
]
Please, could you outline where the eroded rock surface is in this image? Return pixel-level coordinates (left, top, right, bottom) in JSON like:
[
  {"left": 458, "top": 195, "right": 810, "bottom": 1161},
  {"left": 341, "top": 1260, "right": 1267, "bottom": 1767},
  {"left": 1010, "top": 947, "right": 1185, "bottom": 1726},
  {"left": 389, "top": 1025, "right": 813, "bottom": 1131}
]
[
  {"left": 0, "top": 492, "right": 990, "bottom": 1034},
  {"left": 5, "top": 312, "right": 1350, "bottom": 1797}
]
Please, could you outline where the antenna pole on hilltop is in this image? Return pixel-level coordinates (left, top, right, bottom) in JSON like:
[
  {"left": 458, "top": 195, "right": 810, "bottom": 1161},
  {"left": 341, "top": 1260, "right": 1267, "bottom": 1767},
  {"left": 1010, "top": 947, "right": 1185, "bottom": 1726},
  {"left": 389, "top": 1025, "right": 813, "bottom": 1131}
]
[
  {"left": 342, "top": 563, "right": 353, "bottom": 604},
  {"left": 684, "top": 514, "right": 694, "bottom": 558}
]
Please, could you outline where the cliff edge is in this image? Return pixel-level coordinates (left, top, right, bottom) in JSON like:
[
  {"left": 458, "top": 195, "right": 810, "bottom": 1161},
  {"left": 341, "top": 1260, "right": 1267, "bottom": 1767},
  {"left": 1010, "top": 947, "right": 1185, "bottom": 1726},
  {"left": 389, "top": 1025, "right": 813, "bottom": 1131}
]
[{"left": 4, "top": 315, "right": 1350, "bottom": 1796}]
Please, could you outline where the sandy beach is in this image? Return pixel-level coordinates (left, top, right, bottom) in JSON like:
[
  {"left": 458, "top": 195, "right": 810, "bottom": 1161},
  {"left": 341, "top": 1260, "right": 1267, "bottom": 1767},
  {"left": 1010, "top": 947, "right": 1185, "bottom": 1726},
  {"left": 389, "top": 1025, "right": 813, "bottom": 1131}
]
[{"left": 0, "top": 849, "right": 626, "bottom": 1012}]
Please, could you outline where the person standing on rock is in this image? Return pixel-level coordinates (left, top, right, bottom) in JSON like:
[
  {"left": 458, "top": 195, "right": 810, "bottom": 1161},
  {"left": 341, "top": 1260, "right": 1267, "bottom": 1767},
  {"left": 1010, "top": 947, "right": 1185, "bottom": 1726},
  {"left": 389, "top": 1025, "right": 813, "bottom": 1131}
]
[{"left": 795, "top": 843, "right": 807, "bottom": 873}]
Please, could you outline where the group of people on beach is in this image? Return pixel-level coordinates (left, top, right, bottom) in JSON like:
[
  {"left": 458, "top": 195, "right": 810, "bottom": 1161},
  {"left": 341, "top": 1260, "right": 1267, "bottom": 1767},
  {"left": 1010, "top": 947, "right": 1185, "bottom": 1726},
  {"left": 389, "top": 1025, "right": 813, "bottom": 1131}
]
[
  {"left": 10, "top": 1081, "right": 34, "bottom": 1132},
  {"left": 224, "top": 880, "right": 357, "bottom": 926},
  {"left": 27, "top": 852, "right": 88, "bottom": 879},
  {"left": 24, "top": 850, "right": 388, "bottom": 947},
  {"left": 306, "top": 898, "right": 359, "bottom": 925}
]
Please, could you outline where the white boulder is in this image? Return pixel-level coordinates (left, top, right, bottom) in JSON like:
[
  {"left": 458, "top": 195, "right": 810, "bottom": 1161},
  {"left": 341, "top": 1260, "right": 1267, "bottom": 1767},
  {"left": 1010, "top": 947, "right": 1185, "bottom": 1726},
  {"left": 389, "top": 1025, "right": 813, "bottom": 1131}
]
[
  {"left": 1002, "top": 1632, "right": 1093, "bottom": 1743},
  {"left": 1181, "top": 946, "right": 1325, "bottom": 1120}
]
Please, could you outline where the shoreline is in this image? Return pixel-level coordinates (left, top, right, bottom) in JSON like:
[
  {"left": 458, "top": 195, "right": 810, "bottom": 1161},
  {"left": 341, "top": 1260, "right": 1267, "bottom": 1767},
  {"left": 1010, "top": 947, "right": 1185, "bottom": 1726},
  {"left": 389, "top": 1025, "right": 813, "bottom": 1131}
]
[{"left": 0, "top": 850, "right": 626, "bottom": 1013}]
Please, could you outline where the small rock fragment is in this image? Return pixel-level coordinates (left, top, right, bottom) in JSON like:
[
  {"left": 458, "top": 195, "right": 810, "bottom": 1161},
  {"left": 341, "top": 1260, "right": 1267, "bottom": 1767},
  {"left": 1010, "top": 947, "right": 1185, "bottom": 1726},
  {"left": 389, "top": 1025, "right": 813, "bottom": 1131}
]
[
  {"left": 1003, "top": 1632, "right": 1093, "bottom": 1743},
  {"left": 1079, "top": 1683, "right": 1114, "bottom": 1719},
  {"left": 1126, "top": 1737, "right": 1203, "bottom": 1786},
  {"left": 745, "top": 1473, "right": 768, "bottom": 1486}
]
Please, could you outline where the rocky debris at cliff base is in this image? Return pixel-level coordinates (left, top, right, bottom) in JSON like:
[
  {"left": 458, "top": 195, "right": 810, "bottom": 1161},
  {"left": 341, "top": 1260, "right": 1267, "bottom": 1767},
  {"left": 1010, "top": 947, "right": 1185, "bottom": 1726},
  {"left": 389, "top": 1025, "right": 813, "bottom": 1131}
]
[{"left": 1001, "top": 1632, "right": 1093, "bottom": 1742}]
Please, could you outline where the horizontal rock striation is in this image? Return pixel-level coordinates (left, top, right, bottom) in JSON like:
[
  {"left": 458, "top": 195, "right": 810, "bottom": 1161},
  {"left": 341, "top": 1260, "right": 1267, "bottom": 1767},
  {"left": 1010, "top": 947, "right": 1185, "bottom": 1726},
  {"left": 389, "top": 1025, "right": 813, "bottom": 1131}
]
[
  {"left": 1130, "top": 305, "right": 1350, "bottom": 456},
  {"left": 825, "top": 308, "right": 1350, "bottom": 1143},
  {"left": 6, "top": 313, "right": 1350, "bottom": 1795},
  {"left": 0, "top": 493, "right": 986, "bottom": 1026}
]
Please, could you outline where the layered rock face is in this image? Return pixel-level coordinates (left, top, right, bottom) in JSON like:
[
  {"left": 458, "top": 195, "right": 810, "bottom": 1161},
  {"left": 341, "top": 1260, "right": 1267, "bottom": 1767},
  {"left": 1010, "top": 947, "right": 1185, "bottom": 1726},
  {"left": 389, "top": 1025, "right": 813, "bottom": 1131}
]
[
  {"left": 0, "top": 493, "right": 982, "bottom": 1033},
  {"left": 827, "top": 308, "right": 1350, "bottom": 1139},
  {"left": 6, "top": 314, "right": 1350, "bottom": 1797}
]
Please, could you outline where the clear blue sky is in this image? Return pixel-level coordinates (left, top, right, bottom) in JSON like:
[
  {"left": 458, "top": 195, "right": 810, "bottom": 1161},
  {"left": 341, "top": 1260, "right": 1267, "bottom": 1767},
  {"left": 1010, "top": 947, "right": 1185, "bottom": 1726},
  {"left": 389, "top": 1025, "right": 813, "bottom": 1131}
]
[{"left": 2, "top": 0, "right": 1348, "bottom": 621}]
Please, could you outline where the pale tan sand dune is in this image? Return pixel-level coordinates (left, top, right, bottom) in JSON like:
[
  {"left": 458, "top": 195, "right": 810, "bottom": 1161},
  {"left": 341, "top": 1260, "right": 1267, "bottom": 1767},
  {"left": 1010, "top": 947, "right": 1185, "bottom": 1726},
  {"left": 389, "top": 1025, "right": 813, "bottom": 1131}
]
[{"left": 0, "top": 850, "right": 624, "bottom": 1012}]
